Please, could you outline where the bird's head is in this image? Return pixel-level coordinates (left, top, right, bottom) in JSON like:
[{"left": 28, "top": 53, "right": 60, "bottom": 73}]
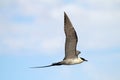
[
  {"left": 80, "top": 57, "right": 88, "bottom": 62},
  {"left": 76, "top": 50, "right": 81, "bottom": 55}
]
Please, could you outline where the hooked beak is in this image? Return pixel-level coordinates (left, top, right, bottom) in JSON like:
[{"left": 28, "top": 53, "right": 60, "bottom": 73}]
[{"left": 84, "top": 59, "right": 88, "bottom": 62}]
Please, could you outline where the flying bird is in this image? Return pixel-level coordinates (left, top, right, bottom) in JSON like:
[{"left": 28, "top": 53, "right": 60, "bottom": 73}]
[{"left": 31, "top": 12, "right": 87, "bottom": 68}]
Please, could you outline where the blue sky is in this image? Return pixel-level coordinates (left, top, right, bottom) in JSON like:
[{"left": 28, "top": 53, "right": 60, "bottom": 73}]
[{"left": 0, "top": 0, "right": 120, "bottom": 80}]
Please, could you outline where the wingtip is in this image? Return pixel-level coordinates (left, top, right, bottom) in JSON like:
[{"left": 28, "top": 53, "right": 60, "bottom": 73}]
[
  {"left": 64, "top": 11, "right": 66, "bottom": 14},
  {"left": 64, "top": 11, "right": 69, "bottom": 24},
  {"left": 64, "top": 11, "right": 67, "bottom": 17}
]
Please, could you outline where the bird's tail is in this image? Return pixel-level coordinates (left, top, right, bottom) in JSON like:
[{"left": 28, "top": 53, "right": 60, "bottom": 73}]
[{"left": 30, "top": 62, "right": 62, "bottom": 68}]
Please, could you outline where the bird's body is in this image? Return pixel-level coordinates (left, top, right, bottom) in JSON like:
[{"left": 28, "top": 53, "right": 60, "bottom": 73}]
[
  {"left": 31, "top": 12, "right": 87, "bottom": 68},
  {"left": 62, "top": 57, "right": 84, "bottom": 65}
]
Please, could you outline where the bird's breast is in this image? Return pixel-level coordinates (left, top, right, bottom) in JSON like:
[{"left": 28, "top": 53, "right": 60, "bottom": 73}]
[{"left": 63, "top": 58, "right": 83, "bottom": 65}]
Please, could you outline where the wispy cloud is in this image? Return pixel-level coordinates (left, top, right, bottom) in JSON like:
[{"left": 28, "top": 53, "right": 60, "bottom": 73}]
[{"left": 0, "top": 0, "right": 120, "bottom": 55}]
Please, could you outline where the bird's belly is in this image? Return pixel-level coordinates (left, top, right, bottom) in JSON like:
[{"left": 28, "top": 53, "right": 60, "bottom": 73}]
[{"left": 63, "top": 58, "right": 83, "bottom": 65}]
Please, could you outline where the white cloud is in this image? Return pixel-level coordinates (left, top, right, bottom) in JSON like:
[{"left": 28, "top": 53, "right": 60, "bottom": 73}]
[
  {"left": 77, "top": 0, "right": 120, "bottom": 9},
  {"left": 41, "top": 37, "right": 63, "bottom": 52},
  {"left": 0, "top": 0, "right": 120, "bottom": 55}
]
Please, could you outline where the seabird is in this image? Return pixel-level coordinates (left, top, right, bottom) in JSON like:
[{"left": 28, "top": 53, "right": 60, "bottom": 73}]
[{"left": 31, "top": 12, "right": 87, "bottom": 68}]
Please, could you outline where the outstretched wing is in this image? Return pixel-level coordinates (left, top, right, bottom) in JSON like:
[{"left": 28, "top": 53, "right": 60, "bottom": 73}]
[{"left": 64, "top": 12, "right": 78, "bottom": 60}]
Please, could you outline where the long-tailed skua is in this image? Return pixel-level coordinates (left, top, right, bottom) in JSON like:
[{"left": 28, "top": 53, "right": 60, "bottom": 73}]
[{"left": 31, "top": 12, "right": 87, "bottom": 68}]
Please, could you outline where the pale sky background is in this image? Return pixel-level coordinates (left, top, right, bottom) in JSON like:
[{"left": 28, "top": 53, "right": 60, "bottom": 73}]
[{"left": 0, "top": 0, "right": 120, "bottom": 80}]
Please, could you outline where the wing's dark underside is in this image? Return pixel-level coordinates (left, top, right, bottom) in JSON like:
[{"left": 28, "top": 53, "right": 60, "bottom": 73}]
[{"left": 64, "top": 12, "right": 78, "bottom": 60}]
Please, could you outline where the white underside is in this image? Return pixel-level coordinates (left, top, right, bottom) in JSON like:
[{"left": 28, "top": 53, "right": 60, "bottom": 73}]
[{"left": 62, "top": 58, "right": 83, "bottom": 65}]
